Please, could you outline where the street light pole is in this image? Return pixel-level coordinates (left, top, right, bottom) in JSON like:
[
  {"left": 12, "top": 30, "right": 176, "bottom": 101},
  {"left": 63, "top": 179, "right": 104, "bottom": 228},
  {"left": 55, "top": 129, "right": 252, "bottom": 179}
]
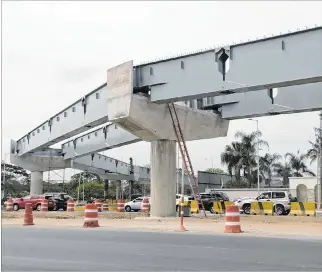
[
  {"left": 318, "top": 111, "right": 322, "bottom": 209},
  {"left": 249, "top": 119, "right": 260, "bottom": 195}
]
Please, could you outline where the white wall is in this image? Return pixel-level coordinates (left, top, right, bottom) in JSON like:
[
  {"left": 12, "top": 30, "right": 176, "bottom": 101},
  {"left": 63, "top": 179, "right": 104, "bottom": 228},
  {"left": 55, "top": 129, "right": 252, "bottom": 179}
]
[{"left": 289, "top": 177, "right": 318, "bottom": 190}]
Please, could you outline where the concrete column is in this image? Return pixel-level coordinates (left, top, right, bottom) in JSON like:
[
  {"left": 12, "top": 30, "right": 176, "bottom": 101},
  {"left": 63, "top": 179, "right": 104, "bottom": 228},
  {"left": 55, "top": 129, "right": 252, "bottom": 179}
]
[
  {"left": 116, "top": 180, "right": 122, "bottom": 199},
  {"left": 103, "top": 180, "right": 109, "bottom": 200},
  {"left": 30, "top": 171, "right": 43, "bottom": 195},
  {"left": 129, "top": 180, "right": 134, "bottom": 200},
  {"left": 150, "top": 140, "right": 176, "bottom": 217}
]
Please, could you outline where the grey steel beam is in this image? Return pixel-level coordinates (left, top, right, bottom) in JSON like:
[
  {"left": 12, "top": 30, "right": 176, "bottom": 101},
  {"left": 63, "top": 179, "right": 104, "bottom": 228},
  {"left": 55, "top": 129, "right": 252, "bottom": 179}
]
[
  {"left": 73, "top": 154, "right": 149, "bottom": 181},
  {"left": 10, "top": 147, "right": 150, "bottom": 181},
  {"left": 206, "top": 82, "right": 322, "bottom": 120},
  {"left": 13, "top": 83, "right": 109, "bottom": 156},
  {"left": 62, "top": 123, "right": 140, "bottom": 159},
  {"left": 133, "top": 27, "right": 322, "bottom": 103}
]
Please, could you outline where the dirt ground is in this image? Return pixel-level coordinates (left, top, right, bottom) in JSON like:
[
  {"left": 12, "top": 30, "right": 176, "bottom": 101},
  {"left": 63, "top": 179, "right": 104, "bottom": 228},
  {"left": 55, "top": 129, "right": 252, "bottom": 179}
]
[{"left": 2, "top": 211, "right": 322, "bottom": 239}]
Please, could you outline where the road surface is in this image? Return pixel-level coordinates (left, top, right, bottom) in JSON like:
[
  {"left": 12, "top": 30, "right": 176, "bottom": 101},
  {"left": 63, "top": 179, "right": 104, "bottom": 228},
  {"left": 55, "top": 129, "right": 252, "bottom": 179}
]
[{"left": 2, "top": 226, "right": 322, "bottom": 271}]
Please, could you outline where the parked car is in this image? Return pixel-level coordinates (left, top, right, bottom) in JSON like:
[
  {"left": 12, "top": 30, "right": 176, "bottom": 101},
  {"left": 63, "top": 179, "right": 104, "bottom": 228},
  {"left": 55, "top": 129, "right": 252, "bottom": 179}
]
[
  {"left": 187, "top": 192, "right": 230, "bottom": 213},
  {"left": 124, "top": 197, "right": 150, "bottom": 212},
  {"left": 130, "top": 194, "right": 143, "bottom": 201},
  {"left": 234, "top": 196, "right": 256, "bottom": 203},
  {"left": 236, "top": 191, "right": 293, "bottom": 215},
  {"left": 175, "top": 194, "right": 194, "bottom": 211},
  {"left": 12, "top": 194, "right": 55, "bottom": 211},
  {"left": 43, "top": 192, "right": 73, "bottom": 211}
]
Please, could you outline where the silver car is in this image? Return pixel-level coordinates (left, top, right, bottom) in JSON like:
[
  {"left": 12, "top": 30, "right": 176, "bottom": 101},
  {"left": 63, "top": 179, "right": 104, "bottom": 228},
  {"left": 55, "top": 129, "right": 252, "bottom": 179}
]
[
  {"left": 124, "top": 197, "right": 150, "bottom": 212},
  {"left": 236, "top": 191, "right": 292, "bottom": 215}
]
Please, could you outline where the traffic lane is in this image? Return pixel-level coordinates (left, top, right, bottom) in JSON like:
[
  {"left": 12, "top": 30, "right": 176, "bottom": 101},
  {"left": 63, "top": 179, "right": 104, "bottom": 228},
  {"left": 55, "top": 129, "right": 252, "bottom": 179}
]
[{"left": 2, "top": 227, "right": 322, "bottom": 271}]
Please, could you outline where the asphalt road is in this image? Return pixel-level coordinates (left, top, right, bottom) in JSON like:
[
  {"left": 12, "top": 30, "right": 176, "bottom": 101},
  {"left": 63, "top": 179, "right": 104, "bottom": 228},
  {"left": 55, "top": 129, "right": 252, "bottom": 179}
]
[{"left": 2, "top": 227, "right": 322, "bottom": 271}]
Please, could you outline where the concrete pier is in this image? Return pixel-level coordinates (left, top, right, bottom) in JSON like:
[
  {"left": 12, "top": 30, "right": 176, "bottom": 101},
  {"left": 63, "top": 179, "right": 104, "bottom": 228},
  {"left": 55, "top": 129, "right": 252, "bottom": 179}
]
[
  {"left": 116, "top": 180, "right": 122, "bottom": 199},
  {"left": 103, "top": 180, "right": 109, "bottom": 199},
  {"left": 30, "top": 171, "right": 43, "bottom": 195},
  {"left": 150, "top": 140, "right": 176, "bottom": 217}
]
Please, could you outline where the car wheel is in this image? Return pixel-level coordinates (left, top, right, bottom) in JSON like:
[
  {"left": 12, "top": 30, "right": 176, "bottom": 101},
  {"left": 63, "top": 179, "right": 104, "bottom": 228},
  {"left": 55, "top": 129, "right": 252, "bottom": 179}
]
[
  {"left": 274, "top": 204, "right": 285, "bottom": 216},
  {"left": 243, "top": 204, "right": 251, "bottom": 215},
  {"left": 209, "top": 205, "right": 215, "bottom": 214},
  {"left": 13, "top": 204, "right": 19, "bottom": 211},
  {"left": 125, "top": 206, "right": 131, "bottom": 212},
  {"left": 283, "top": 209, "right": 290, "bottom": 216},
  {"left": 36, "top": 204, "right": 41, "bottom": 212}
]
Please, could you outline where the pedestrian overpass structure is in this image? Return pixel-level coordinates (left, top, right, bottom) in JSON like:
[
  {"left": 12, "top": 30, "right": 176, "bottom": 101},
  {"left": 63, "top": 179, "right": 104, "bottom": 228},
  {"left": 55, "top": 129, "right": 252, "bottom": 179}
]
[{"left": 10, "top": 26, "right": 322, "bottom": 217}]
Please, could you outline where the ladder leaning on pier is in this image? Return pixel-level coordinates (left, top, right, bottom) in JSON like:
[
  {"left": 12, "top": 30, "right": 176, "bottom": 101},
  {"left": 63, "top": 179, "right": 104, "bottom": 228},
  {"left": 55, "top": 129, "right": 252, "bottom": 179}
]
[{"left": 168, "top": 102, "right": 207, "bottom": 217}]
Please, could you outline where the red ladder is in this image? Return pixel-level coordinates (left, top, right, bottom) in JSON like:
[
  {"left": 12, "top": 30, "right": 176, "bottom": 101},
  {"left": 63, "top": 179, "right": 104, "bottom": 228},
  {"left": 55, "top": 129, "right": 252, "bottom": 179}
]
[{"left": 168, "top": 103, "right": 207, "bottom": 217}]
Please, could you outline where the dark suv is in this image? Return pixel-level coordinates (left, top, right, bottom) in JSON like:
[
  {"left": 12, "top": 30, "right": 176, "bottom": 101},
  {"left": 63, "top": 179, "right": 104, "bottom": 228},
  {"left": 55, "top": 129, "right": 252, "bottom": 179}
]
[
  {"left": 197, "top": 192, "right": 230, "bottom": 212},
  {"left": 43, "top": 193, "right": 73, "bottom": 211}
]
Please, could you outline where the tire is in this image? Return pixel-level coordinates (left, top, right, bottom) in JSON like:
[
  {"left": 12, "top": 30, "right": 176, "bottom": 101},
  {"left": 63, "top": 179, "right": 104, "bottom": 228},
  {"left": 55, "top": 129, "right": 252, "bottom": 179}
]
[
  {"left": 125, "top": 205, "right": 132, "bottom": 212},
  {"left": 36, "top": 204, "right": 41, "bottom": 212},
  {"left": 13, "top": 204, "right": 19, "bottom": 211},
  {"left": 283, "top": 209, "right": 290, "bottom": 216},
  {"left": 242, "top": 204, "right": 251, "bottom": 215},
  {"left": 209, "top": 205, "right": 215, "bottom": 214},
  {"left": 274, "top": 204, "right": 285, "bottom": 216}
]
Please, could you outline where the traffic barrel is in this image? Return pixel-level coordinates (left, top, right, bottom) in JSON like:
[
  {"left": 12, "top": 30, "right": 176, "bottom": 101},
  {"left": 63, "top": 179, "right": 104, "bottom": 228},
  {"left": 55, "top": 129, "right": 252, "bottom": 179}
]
[
  {"left": 83, "top": 203, "right": 99, "bottom": 228},
  {"left": 67, "top": 199, "right": 75, "bottom": 212},
  {"left": 141, "top": 199, "right": 150, "bottom": 213},
  {"left": 224, "top": 205, "right": 241, "bottom": 233},
  {"left": 23, "top": 203, "right": 34, "bottom": 226},
  {"left": 40, "top": 199, "right": 48, "bottom": 212},
  {"left": 102, "top": 203, "right": 109, "bottom": 212},
  {"left": 6, "top": 199, "right": 13, "bottom": 212},
  {"left": 94, "top": 200, "right": 102, "bottom": 212},
  {"left": 117, "top": 200, "right": 125, "bottom": 212}
]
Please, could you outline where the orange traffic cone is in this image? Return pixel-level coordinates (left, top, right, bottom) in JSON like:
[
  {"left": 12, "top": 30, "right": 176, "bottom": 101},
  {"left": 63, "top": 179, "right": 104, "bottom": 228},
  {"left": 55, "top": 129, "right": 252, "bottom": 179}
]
[{"left": 23, "top": 203, "right": 34, "bottom": 226}]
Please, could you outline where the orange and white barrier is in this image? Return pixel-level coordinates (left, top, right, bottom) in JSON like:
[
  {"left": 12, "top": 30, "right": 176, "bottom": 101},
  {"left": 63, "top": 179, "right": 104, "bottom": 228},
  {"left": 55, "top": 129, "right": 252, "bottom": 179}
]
[
  {"left": 23, "top": 203, "right": 34, "bottom": 226},
  {"left": 141, "top": 199, "right": 150, "bottom": 213},
  {"left": 117, "top": 200, "right": 125, "bottom": 213},
  {"left": 224, "top": 205, "right": 241, "bottom": 233},
  {"left": 40, "top": 199, "right": 48, "bottom": 212},
  {"left": 6, "top": 199, "right": 13, "bottom": 211},
  {"left": 83, "top": 203, "right": 99, "bottom": 228},
  {"left": 94, "top": 200, "right": 102, "bottom": 212},
  {"left": 67, "top": 199, "right": 75, "bottom": 212},
  {"left": 102, "top": 203, "right": 109, "bottom": 212}
]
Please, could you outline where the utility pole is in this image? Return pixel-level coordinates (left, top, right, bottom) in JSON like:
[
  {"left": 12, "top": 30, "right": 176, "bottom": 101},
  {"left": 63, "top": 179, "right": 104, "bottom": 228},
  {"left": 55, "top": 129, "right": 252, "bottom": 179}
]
[
  {"left": 249, "top": 119, "right": 260, "bottom": 195},
  {"left": 318, "top": 111, "right": 322, "bottom": 210},
  {"left": 177, "top": 143, "right": 180, "bottom": 194},
  {"left": 2, "top": 154, "right": 7, "bottom": 200}
]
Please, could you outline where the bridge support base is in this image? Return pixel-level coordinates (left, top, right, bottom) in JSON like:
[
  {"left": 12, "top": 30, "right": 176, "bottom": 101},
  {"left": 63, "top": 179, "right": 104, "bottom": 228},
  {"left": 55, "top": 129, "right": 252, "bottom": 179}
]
[
  {"left": 150, "top": 140, "right": 176, "bottom": 217},
  {"left": 30, "top": 171, "right": 43, "bottom": 195}
]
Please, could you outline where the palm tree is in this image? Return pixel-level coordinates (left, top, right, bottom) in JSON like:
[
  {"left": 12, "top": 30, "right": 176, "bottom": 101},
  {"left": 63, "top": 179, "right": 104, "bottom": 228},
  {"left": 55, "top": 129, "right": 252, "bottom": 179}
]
[
  {"left": 234, "top": 131, "right": 269, "bottom": 187},
  {"left": 272, "top": 161, "right": 293, "bottom": 187},
  {"left": 221, "top": 131, "right": 269, "bottom": 187},
  {"left": 307, "top": 127, "right": 321, "bottom": 164},
  {"left": 221, "top": 141, "right": 243, "bottom": 181},
  {"left": 260, "top": 153, "right": 282, "bottom": 187},
  {"left": 285, "top": 150, "right": 315, "bottom": 177}
]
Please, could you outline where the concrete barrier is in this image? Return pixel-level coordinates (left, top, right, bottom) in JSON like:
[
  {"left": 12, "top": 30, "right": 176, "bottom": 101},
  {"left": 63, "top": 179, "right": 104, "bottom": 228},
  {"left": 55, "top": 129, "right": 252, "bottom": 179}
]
[
  {"left": 250, "top": 201, "right": 273, "bottom": 215},
  {"left": 211, "top": 201, "right": 234, "bottom": 214},
  {"left": 290, "top": 202, "right": 316, "bottom": 216},
  {"left": 189, "top": 201, "right": 199, "bottom": 214}
]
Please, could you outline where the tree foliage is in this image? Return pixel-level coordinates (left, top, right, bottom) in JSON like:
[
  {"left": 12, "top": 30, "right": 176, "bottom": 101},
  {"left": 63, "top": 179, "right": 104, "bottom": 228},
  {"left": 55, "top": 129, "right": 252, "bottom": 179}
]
[
  {"left": 220, "top": 131, "right": 315, "bottom": 188},
  {"left": 1, "top": 162, "right": 30, "bottom": 198},
  {"left": 205, "top": 168, "right": 225, "bottom": 174}
]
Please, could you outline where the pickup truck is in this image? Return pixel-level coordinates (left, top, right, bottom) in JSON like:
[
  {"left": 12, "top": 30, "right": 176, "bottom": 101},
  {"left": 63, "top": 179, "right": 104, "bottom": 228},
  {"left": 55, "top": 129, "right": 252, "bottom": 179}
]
[{"left": 12, "top": 194, "right": 55, "bottom": 211}]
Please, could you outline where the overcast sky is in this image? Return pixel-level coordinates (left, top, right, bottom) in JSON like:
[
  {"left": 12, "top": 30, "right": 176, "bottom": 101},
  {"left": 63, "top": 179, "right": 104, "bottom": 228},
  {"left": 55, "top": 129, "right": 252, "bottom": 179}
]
[{"left": 2, "top": 1, "right": 322, "bottom": 181}]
